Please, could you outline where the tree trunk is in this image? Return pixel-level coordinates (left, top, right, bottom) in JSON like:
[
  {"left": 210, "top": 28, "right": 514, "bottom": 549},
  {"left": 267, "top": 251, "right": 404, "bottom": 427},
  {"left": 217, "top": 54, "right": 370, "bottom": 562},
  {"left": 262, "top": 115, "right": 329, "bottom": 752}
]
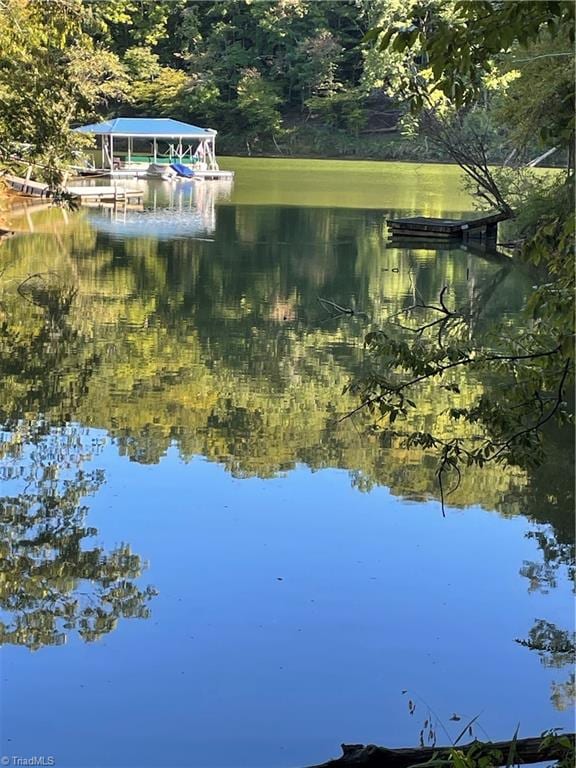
[{"left": 302, "top": 734, "right": 575, "bottom": 768}]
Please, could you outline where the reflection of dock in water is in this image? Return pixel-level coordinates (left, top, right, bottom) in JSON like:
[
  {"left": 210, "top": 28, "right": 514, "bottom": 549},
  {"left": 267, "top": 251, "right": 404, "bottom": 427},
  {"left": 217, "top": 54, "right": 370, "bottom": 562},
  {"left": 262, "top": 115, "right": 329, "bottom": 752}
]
[
  {"left": 3, "top": 201, "right": 74, "bottom": 234},
  {"left": 90, "top": 180, "right": 232, "bottom": 240},
  {"left": 388, "top": 236, "right": 511, "bottom": 263}
]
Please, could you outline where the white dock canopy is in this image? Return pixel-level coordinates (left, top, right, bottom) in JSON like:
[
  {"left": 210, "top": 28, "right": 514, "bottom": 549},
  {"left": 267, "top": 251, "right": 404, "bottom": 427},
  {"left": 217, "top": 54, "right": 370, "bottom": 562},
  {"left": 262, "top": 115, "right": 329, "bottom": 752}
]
[{"left": 74, "top": 117, "right": 218, "bottom": 171}]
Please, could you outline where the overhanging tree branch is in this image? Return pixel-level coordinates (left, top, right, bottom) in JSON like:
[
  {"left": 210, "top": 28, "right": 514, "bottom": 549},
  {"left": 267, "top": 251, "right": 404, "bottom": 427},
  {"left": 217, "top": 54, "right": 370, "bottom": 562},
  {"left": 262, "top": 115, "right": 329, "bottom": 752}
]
[
  {"left": 419, "top": 108, "right": 514, "bottom": 216},
  {"left": 339, "top": 346, "right": 562, "bottom": 423}
]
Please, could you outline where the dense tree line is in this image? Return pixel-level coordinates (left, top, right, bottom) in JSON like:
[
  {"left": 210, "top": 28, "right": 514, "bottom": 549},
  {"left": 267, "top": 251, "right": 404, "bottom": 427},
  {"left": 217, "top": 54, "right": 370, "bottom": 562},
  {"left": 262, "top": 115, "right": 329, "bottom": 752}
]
[{"left": 0, "top": 0, "right": 572, "bottom": 166}]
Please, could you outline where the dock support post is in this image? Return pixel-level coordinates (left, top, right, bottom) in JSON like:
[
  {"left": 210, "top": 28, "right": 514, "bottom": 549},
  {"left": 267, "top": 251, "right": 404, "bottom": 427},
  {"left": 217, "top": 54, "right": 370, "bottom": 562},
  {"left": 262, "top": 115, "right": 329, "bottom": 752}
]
[{"left": 211, "top": 136, "right": 218, "bottom": 170}]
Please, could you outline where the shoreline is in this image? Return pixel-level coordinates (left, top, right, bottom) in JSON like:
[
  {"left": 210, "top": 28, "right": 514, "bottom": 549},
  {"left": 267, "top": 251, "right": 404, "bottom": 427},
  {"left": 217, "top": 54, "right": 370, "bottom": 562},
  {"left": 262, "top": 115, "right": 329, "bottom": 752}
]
[{"left": 218, "top": 152, "right": 562, "bottom": 169}]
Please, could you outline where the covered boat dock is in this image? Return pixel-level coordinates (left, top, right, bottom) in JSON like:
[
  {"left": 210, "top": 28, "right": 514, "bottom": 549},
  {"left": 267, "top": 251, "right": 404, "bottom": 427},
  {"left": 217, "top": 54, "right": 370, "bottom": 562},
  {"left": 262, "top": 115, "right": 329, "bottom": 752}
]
[{"left": 74, "top": 117, "right": 233, "bottom": 180}]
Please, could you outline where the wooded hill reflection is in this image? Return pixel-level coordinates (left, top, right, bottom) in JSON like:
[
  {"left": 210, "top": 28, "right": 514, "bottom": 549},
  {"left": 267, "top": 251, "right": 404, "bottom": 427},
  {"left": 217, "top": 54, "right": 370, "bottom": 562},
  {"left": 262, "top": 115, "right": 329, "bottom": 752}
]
[
  {"left": 0, "top": 203, "right": 573, "bottom": 670},
  {"left": 0, "top": 421, "right": 157, "bottom": 650},
  {"left": 0, "top": 204, "right": 565, "bottom": 514}
]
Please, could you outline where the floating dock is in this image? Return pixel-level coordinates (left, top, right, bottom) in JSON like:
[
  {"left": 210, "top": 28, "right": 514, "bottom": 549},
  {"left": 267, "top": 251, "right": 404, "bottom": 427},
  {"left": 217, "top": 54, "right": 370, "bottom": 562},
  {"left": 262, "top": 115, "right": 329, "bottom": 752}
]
[
  {"left": 4, "top": 175, "right": 144, "bottom": 205},
  {"left": 387, "top": 211, "right": 510, "bottom": 241},
  {"left": 189, "top": 169, "right": 234, "bottom": 181},
  {"left": 66, "top": 185, "right": 144, "bottom": 203},
  {"left": 79, "top": 166, "right": 234, "bottom": 181}
]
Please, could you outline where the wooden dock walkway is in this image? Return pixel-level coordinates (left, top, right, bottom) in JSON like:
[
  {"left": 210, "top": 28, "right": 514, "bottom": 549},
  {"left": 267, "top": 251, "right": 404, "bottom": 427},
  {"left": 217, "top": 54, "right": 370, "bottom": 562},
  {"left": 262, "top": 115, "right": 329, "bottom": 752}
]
[
  {"left": 66, "top": 185, "right": 144, "bottom": 203},
  {"left": 387, "top": 211, "right": 510, "bottom": 241},
  {"left": 4, "top": 175, "right": 144, "bottom": 205}
]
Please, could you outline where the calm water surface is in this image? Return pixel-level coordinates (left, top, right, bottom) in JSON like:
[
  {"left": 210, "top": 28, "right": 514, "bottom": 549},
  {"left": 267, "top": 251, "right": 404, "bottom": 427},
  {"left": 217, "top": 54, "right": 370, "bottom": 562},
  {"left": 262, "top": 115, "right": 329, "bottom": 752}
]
[{"left": 0, "top": 159, "right": 573, "bottom": 768}]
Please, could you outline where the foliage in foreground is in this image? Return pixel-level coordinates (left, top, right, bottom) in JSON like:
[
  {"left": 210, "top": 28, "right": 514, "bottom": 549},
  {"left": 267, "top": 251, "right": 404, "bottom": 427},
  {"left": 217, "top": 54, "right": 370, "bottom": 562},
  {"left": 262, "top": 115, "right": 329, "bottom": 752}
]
[
  {"left": 345, "top": 202, "right": 574, "bottom": 511},
  {"left": 422, "top": 731, "right": 575, "bottom": 768},
  {"left": 429, "top": 729, "right": 575, "bottom": 768},
  {"left": 348, "top": 1, "right": 575, "bottom": 511},
  {"left": 398, "top": 690, "right": 576, "bottom": 768}
]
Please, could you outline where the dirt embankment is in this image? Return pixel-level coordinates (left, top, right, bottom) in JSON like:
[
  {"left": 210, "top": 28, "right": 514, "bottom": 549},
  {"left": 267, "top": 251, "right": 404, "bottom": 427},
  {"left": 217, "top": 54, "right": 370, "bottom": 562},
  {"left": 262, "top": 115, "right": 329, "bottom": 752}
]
[{"left": 0, "top": 183, "right": 20, "bottom": 236}]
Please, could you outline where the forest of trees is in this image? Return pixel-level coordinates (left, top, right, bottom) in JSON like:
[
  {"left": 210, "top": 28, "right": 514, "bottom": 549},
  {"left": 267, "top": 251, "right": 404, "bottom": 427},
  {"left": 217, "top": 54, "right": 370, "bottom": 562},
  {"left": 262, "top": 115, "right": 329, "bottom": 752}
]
[{"left": 0, "top": 0, "right": 573, "bottom": 165}]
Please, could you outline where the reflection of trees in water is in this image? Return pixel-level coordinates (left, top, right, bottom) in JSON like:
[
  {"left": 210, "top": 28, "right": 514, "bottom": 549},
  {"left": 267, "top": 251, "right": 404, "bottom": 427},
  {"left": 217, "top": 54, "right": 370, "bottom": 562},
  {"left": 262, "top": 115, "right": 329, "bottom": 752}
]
[
  {"left": 507, "top": 427, "right": 576, "bottom": 711},
  {"left": 517, "top": 619, "right": 576, "bottom": 712},
  {"left": 0, "top": 270, "right": 156, "bottom": 650},
  {"left": 0, "top": 207, "right": 555, "bottom": 511},
  {"left": 0, "top": 207, "right": 572, "bottom": 681},
  {"left": 0, "top": 268, "right": 99, "bottom": 427},
  {"left": 518, "top": 620, "right": 575, "bottom": 668},
  {"left": 0, "top": 423, "right": 157, "bottom": 650},
  {"left": 551, "top": 673, "right": 575, "bottom": 712},
  {"left": 521, "top": 529, "right": 574, "bottom": 594}
]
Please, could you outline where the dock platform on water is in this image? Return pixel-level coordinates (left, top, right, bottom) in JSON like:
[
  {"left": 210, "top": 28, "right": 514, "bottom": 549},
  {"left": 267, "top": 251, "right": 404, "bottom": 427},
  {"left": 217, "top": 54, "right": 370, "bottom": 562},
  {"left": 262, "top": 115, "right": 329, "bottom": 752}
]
[
  {"left": 80, "top": 166, "right": 235, "bottom": 181},
  {"left": 387, "top": 211, "right": 510, "bottom": 242},
  {"left": 4, "top": 175, "right": 144, "bottom": 205},
  {"left": 67, "top": 185, "right": 144, "bottom": 204},
  {"left": 189, "top": 169, "right": 234, "bottom": 181}
]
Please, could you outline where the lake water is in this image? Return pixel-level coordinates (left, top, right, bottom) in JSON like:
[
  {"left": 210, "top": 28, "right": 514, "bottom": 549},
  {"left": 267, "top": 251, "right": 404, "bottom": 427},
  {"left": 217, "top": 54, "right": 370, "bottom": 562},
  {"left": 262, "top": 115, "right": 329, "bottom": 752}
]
[{"left": 0, "top": 159, "right": 573, "bottom": 768}]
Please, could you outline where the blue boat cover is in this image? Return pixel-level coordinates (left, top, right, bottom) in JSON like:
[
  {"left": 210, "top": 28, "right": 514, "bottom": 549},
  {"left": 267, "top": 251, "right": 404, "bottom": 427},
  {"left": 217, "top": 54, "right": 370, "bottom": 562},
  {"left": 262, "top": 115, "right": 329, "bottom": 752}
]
[{"left": 170, "top": 163, "right": 195, "bottom": 178}]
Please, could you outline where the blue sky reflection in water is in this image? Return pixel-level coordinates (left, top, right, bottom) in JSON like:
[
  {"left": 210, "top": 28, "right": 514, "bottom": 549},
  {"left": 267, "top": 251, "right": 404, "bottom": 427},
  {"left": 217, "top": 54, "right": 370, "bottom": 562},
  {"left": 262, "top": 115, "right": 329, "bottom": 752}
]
[{"left": 0, "top": 159, "right": 573, "bottom": 768}]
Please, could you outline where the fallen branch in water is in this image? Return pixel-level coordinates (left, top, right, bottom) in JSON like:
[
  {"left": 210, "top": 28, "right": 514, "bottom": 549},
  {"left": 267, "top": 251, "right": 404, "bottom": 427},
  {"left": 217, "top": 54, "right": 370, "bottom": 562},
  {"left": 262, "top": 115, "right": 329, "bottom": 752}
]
[
  {"left": 318, "top": 296, "right": 356, "bottom": 316},
  {"left": 317, "top": 297, "right": 369, "bottom": 321},
  {"left": 302, "top": 733, "right": 575, "bottom": 768}
]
